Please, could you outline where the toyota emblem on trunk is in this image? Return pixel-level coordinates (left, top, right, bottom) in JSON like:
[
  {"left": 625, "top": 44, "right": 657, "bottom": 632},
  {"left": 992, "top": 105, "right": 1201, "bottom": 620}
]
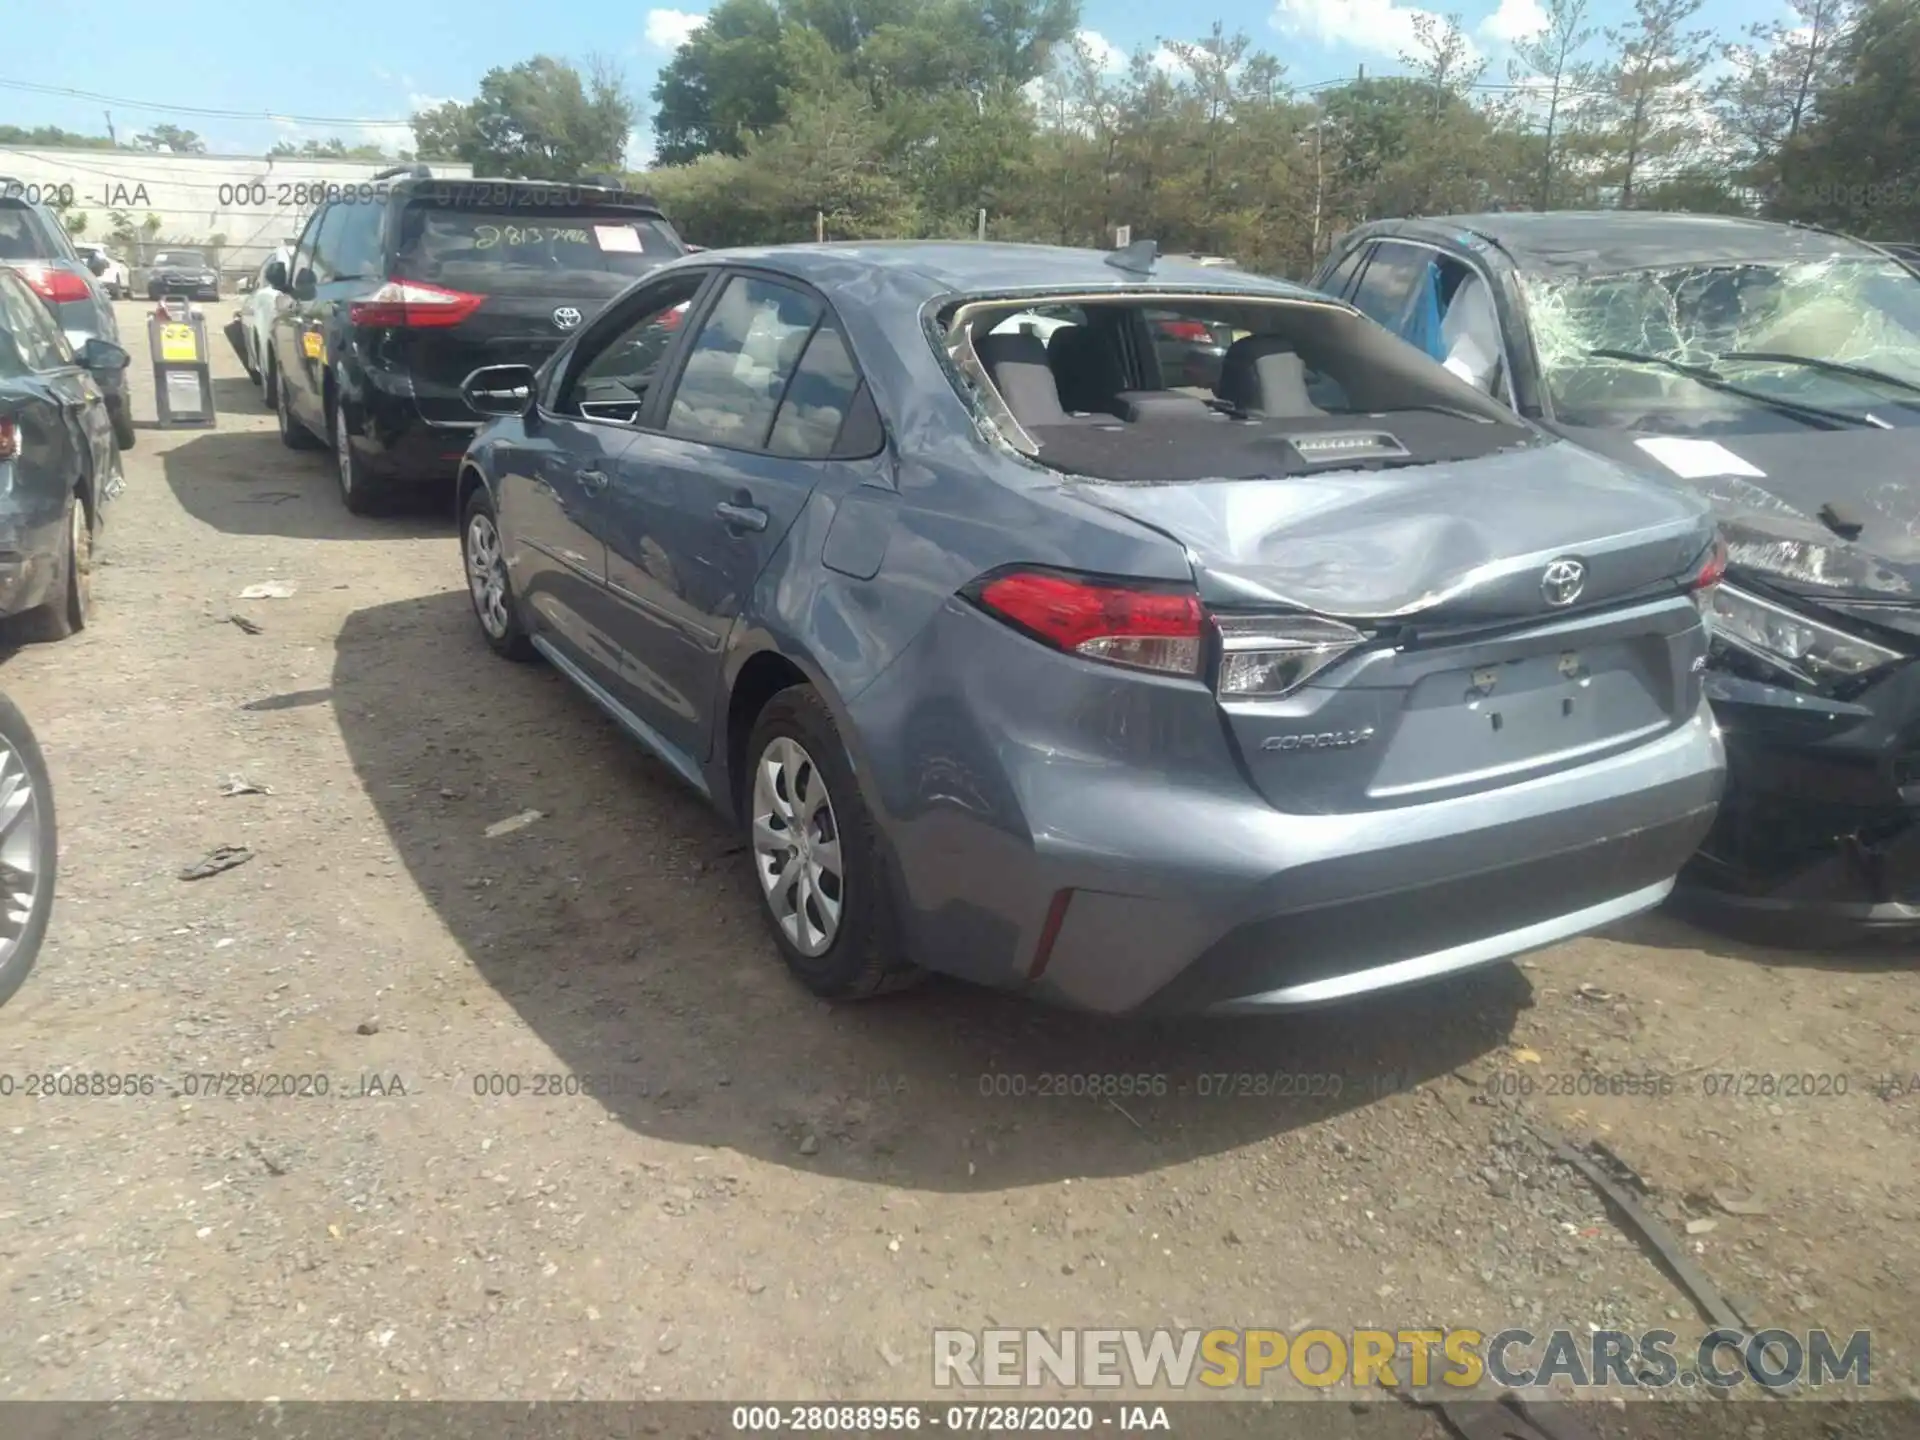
[
  {"left": 1541, "top": 557, "right": 1586, "bottom": 607},
  {"left": 552, "top": 306, "right": 583, "bottom": 330}
]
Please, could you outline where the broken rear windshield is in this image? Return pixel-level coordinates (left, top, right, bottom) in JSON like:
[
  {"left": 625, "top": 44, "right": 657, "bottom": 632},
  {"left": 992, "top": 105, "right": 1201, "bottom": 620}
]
[{"left": 1523, "top": 257, "right": 1920, "bottom": 428}]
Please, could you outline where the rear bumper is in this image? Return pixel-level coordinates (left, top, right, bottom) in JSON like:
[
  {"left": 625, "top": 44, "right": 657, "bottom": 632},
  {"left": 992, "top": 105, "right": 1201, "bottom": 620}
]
[
  {"left": 849, "top": 600, "right": 1725, "bottom": 1015},
  {"left": 1681, "top": 660, "right": 1920, "bottom": 927},
  {"left": 344, "top": 363, "right": 476, "bottom": 485}
]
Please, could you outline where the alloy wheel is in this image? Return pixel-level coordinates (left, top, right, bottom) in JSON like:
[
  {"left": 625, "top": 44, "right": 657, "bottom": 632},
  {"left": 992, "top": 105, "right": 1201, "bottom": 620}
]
[
  {"left": 751, "top": 736, "right": 844, "bottom": 957},
  {"left": 0, "top": 736, "right": 46, "bottom": 974},
  {"left": 466, "top": 513, "right": 511, "bottom": 640}
]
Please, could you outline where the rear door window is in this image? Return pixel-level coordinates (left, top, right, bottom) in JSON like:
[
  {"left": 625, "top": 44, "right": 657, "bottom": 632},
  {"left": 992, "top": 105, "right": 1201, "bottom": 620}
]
[
  {"left": 662, "top": 274, "right": 823, "bottom": 450},
  {"left": 0, "top": 203, "right": 60, "bottom": 261},
  {"left": 0, "top": 270, "right": 71, "bottom": 369},
  {"left": 767, "top": 322, "right": 862, "bottom": 458},
  {"left": 1318, "top": 245, "right": 1367, "bottom": 299},
  {"left": 393, "top": 206, "right": 685, "bottom": 298},
  {"left": 1348, "top": 241, "right": 1431, "bottom": 334}
]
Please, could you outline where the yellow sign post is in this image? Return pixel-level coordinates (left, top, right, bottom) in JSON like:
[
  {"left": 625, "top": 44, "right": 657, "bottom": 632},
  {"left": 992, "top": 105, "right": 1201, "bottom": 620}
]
[{"left": 147, "top": 301, "right": 216, "bottom": 427}]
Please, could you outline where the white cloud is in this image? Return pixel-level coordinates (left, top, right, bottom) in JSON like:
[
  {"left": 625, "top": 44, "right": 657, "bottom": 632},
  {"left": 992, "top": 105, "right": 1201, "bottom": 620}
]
[
  {"left": 1479, "top": 0, "right": 1547, "bottom": 43},
  {"left": 645, "top": 8, "right": 707, "bottom": 50},
  {"left": 1075, "top": 28, "right": 1125, "bottom": 70},
  {"left": 1272, "top": 0, "right": 1481, "bottom": 63}
]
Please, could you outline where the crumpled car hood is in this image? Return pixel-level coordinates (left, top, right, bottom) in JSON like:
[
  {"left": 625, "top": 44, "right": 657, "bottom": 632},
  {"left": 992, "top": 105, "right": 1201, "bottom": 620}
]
[
  {"left": 1563, "top": 425, "right": 1920, "bottom": 600},
  {"left": 1062, "top": 439, "right": 1713, "bottom": 621}
]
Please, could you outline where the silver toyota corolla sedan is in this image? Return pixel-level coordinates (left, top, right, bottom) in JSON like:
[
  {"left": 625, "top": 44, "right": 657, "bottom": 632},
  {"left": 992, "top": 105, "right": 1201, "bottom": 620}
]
[{"left": 454, "top": 239, "right": 1727, "bottom": 1014}]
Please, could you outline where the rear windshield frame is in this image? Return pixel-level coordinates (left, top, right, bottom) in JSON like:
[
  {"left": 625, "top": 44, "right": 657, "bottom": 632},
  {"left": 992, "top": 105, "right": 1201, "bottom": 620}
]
[{"left": 389, "top": 201, "right": 685, "bottom": 288}]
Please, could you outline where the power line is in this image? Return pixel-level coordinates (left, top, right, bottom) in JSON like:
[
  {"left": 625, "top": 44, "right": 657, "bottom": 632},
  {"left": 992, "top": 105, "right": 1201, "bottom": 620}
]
[{"left": 0, "top": 76, "right": 416, "bottom": 127}]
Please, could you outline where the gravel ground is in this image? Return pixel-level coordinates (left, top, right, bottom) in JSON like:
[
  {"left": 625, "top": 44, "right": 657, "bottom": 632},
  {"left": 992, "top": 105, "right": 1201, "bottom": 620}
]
[{"left": 0, "top": 304, "right": 1915, "bottom": 1419}]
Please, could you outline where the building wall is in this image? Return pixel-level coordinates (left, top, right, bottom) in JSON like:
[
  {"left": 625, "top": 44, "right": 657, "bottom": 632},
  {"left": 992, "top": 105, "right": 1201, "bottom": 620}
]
[{"left": 0, "top": 147, "right": 475, "bottom": 275}]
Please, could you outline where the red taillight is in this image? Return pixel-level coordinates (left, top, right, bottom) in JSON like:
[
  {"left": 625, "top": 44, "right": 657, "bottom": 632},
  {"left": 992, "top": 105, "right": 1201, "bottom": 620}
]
[
  {"left": 1157, "top": 320, "right": 1212, "bottom": 342},
  {"left": 0, "top": 416, "right": 18, "bottom": 462},
  {"left": 349, "top": 280, "right": 484, "bottom": 328},
  {"left": 974, "top": 569, "right": 1203, "bottom": 675},
  {"left": 11, "top": 263, "right": 92, "bottom": 304},
  {"left": 1687, "top": 534, "right": 1727, "bottom": 591}
]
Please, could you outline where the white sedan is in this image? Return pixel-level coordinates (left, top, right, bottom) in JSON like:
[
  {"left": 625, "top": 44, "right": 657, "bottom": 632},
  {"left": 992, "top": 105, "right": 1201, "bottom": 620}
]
[{"left": 237, "top": 247, "right": 290, "bottom": 393}]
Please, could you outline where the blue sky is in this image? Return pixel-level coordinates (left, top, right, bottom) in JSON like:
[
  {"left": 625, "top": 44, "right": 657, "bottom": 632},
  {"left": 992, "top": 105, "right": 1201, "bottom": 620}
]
[{"left": 0, "top": 0, "right": 1780, "bottom": 166}]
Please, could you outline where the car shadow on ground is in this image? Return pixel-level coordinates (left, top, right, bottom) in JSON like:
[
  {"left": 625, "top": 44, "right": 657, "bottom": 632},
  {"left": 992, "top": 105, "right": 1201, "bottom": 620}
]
[
  {"left": 1608, "top": 901, "right": 1920, "bottom": 971},
  {"left": 332, "top": 590, "right": 1532, "bottom": 1190},
  {"left": 160, "top": 430, "right": 450, "bottom": 541}
]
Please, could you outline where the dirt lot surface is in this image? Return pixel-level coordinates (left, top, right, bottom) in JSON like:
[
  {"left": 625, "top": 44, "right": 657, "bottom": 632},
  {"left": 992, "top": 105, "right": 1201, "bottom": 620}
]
[{"left": 0, "top": 303, "right": 1917, "bottom": 1420}]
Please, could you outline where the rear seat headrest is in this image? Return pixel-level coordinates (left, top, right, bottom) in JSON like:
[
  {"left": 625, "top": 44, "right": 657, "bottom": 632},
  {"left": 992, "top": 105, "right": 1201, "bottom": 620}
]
[
  {"left": 977, "top": 330, "right": 1069, "bottom": 426},
  {"left": 1215, "top": 334, "right": 1323, "bottom": 417}
]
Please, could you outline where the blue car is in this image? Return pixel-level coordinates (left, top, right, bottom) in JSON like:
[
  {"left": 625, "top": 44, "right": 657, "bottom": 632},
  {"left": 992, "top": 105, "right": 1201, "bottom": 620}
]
[{"left": 453, "top": 240, "right": 1726, "bottom": 1014}]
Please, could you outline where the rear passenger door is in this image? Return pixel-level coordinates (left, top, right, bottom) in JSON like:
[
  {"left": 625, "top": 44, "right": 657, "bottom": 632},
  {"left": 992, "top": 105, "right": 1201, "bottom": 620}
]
[
  {"left": 596, "top": 270, "right": 880, "bottom": 765},
  {"left": 282, "top": 204, "right": 340, "bottom": 431}
]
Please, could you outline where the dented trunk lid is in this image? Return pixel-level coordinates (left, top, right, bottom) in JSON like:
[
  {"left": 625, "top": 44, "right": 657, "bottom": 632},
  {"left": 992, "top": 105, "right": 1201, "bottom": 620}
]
[{"left": 1064, "top": 441, "right": 1715, "bottom": 811}]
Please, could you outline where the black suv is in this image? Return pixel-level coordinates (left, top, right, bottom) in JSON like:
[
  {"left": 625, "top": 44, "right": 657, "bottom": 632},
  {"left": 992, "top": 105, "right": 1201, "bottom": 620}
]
[{"left": 264, "top": 169, "right": 687, "bottom": 513}]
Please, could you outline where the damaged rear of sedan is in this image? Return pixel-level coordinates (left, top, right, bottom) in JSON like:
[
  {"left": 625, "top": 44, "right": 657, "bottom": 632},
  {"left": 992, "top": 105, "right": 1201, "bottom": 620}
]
[
  {"left": 461, "top": 240, "right": 1725, "bottom": 1014},
  {"left": 1314, "top": 213, "right": 1920, "bottom": 929},
  {"left": 780, "top": 242, "right": 1722, "bottom": 1012}
]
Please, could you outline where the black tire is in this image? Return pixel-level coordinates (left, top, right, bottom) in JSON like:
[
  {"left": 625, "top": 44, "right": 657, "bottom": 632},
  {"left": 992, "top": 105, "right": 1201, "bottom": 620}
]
[
  {"left": 332, "top": 401, "right": 384, "bottom": 515},
  {"left": 275, "top": 362, "right": 322, "bottom": 450},
  {"left": 743, "top": 686, "right": 922, "bottom": 999},
  {"left": 22, "top": 493, "right": 91, "bottom": 643},
  {"left": 107, "top": 393, "right": 135, "bottom": 452},
  {"left": 0, "top": 691, "right": 57, "bottom": 1008},
  {"left": 461, "top": 486, "right": 535, "bottom": 661}
]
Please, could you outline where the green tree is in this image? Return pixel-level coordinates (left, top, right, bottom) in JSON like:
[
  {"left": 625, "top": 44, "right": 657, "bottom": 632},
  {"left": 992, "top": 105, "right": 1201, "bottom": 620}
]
[
  {"left": 1714, "top": 0, "right": 1859, "bottom": 198},
  {"left": 1507, "top": 0, "right": 1601, "bottom": 208},
  {"left": 1590, "top": 0, "right": 1713, "bottom": 206},
  {"left": 0, "top": 124, "right": 119, "bottom": 149},
  {"left": 269, "top": 137, "right": 403, "bottom": 161},
  {"left": 1781, "top": 0, "right": 1920, "bottom": 236},
  {"left": 651, "top": 0, "right": 792, "bottom": 163},
  {"left": 133, "top": 124, "right": 206, "bottom": 153},
  {"left": 65, "top": 211, "right": 89, "bottom": 237},
  {"left": 412, "top": 55, "right": 635, "bottom": 178}
]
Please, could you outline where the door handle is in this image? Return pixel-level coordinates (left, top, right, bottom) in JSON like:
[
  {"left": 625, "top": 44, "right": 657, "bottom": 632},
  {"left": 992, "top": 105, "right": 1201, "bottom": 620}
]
[
  {"left": 716, "top": 501, "right": 768, "bottom": 532},
  {"left": 577, "top": 468, "right": 609, "bottom": 492}
]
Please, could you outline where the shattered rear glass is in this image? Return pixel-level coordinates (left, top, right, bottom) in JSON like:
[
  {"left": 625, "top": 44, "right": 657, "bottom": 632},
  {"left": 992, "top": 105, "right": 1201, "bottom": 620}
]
[{"left": 1523, "top": 258, "right": 1920, "bottom": 424}]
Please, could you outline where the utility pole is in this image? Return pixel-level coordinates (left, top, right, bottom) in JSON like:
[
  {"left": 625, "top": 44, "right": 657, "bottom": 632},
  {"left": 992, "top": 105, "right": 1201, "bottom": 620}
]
[
  {"left": 977, "top": 208, "right": 986, "bottom": 241},
  {"left": 1310, "top": 117, "right": 1324, "bottom": 261},
  {"left": 104, "top": 110, "right": 117, "bottom": 145},
  {"left": 815, "top": 209, "right": 825, "bottom": 243}
]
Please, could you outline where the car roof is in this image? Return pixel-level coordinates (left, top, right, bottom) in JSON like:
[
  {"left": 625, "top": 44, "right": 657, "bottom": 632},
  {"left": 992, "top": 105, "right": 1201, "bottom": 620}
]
[
  {"left": 660, "top": 240, "right": 1316, "bottom": 306},
  {"left": 1358, "top": 211, "right": 1891, "bottom": 275}
]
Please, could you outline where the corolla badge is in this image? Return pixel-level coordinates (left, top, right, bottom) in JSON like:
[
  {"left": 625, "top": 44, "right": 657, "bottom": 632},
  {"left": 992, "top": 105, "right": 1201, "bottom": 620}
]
[
  {"left": 1541, "top": 557, "right": 1586, "bottom": 607},
  {"left": 1262, "top": 727, "right": 1376, "bottom": 751},
  {"left": 552, "top": 306, "right": 583, "bottom": 330}
]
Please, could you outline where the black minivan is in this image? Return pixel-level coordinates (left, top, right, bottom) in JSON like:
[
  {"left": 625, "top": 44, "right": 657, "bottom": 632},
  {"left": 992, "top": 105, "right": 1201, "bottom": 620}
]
[{"left": 264, "top": 169, "right": 686, "bottom": 512}]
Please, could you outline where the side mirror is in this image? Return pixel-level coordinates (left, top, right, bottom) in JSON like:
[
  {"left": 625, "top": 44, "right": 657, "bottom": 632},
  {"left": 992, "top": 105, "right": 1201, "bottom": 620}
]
[
  {"left": 263, "top": 259, "right": 288, "bottom": 293},
  {"left": 86, "top": 254, "right": 110, "bottom": 277},
  {"left": 461, "top": 363, "right": 539, "bottom": 417},
  {"left": 291, "top": 267, "right": 317, "bottom": 302},
  {"left": 77, "top": 337, "right": 132, "bottom": 372}
]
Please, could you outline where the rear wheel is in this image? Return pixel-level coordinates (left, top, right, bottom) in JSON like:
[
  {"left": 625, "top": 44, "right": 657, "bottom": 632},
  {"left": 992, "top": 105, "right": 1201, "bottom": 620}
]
[
  {"left": 0, "top": 692, "right": 57, "bottom": 1008},
  {"left": 333, "top": 402, "right": 384, "bottom": 515},
  {"left": 744, "top": 686, "right": 921, "bottom": 999},
  {"left": 23, "top": 494, "right": 91, "bottom": 643},
  {"left": 276, "top": 363, "right": 321, "bottom": 450}
]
